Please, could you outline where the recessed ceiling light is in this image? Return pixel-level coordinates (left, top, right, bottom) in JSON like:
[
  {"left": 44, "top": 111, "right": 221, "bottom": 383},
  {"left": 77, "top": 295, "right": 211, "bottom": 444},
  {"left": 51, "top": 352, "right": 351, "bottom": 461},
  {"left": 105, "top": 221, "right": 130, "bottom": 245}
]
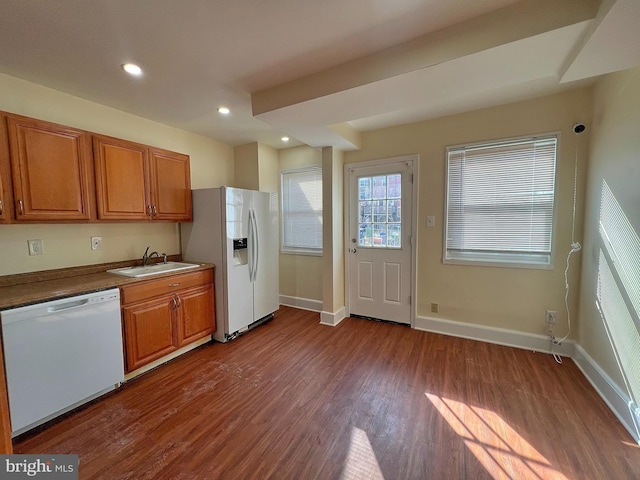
[
  {"left": 121, "top": 63, "right": 142, "bottom": 76},
  {"left": 281, "top": 136, "right": 290, "bottom": 142},
  {"left": 217, "top": 107, "right": 230, "bottom": 115}
]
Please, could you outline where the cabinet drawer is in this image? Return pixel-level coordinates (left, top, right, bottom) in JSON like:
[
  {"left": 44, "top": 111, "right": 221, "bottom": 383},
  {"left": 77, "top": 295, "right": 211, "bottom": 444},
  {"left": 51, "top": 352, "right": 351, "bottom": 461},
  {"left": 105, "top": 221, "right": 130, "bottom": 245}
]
[{"left": 120, "top": 269, "right": 213, "bottom": 305}]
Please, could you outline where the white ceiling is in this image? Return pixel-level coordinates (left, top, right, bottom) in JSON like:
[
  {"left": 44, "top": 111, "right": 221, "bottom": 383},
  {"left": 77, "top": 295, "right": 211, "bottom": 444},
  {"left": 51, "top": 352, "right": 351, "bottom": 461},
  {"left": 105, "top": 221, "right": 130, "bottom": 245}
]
[{"left": 0, "top": 0, "right": 638, "bottom": 149}]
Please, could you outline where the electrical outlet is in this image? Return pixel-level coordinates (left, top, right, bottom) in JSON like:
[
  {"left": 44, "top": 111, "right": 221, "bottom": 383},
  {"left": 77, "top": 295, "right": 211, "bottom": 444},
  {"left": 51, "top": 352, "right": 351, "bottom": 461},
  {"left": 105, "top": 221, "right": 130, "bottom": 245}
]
[
  {"left": 431, "top": 302, "right": 439, "bottom": 313},
  {"left": 27, "top": 239, "right": 44, "bottom": 256},
  {"left": 426, "top": 216, "right": 436, "bottom": 228},
  {"left": 545, "top": 310, "right": 557, "bottom": 324},
  {"left": 91, "top": 236, "right": 102, "bottom": 250}
]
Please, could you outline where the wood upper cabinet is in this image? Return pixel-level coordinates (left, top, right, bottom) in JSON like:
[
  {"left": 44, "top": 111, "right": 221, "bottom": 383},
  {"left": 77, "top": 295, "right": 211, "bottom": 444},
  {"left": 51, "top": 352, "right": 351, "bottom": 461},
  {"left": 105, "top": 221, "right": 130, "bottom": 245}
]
[
  {"left": 150, "top": 148, "right": 192, "bottom": 221},
  {"left": 120, "top": 269, "right": 214, "bottom": 373},
  {"left": 94, "top": 135, "right": 192, "bottom": 221},
  {"left": 6, "top": 114, "right": 94, "bottom": 221},
  {"left": 0, "top": 114, "right": 14, "bottom": 224},
  {"left": 93, "top": 135, "right": 150, "bottom": 221}
]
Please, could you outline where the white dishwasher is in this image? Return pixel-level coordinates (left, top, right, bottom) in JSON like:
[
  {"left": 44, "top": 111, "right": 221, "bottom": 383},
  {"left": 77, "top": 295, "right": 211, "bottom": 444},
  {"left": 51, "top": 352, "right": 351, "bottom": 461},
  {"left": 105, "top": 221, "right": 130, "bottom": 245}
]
[{"left": 1, "top": 288, "right": 124, "bottom": 436}]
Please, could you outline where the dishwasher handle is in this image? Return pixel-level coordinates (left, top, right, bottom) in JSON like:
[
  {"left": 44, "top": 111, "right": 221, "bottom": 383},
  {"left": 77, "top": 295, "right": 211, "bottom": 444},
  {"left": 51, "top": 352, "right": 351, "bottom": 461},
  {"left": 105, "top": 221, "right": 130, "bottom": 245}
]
[{"left": 47, "top": 299, "right": 90, "bottom": 313}]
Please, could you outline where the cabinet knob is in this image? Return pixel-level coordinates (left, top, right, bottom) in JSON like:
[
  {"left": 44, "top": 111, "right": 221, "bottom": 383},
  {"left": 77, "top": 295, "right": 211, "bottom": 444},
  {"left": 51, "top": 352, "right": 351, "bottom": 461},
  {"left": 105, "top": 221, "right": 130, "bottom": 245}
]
[{"left": 18, "top": 200, "right": 24, "bottom": 215}]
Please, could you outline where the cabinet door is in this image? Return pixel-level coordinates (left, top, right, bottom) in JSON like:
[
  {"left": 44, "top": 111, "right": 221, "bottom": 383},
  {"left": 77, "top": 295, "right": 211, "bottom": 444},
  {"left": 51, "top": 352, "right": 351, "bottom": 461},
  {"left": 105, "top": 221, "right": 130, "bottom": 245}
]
[
  {"left": 123, "top": 296, "right": 177, "bottom": 372},
  {"left": 0, "top": 338, "right": 12, "bottom": 453},
  {"left": 0, "top": 115, "right": 13, "bottom": 223},
  {"left": 94, "top": 135, "right": 151, "bottom": 221},
  {"left": 149, "top": 147, "right": 192, "bottom": 221},
  {"left": 7, "top": 115, "right": 93, "bottom": 221},
  {"left": 177, "top": 283, "right": 215, "bottom": 347}
]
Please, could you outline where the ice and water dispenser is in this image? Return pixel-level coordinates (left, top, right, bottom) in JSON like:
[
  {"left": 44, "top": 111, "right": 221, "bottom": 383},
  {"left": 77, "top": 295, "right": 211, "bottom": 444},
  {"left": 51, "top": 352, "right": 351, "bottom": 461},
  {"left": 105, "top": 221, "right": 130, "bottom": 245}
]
[{"left": 233, "top": 238, "right": 248, "bottom": 266}]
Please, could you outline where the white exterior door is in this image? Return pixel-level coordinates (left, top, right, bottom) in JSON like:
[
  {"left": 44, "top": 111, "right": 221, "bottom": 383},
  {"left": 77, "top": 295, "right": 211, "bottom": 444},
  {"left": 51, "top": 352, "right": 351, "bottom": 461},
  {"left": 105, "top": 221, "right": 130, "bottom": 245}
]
[{"left": 346, "top": 158, "right": 414, "bottom": 324}]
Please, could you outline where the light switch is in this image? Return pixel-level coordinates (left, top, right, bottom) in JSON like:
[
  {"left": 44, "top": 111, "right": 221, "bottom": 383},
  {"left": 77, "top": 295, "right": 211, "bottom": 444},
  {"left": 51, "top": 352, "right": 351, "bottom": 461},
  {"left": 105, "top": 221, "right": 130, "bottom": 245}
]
[
  {"left": 28, "top": 239, "right": 44, "bottom": 256},
  {"left": 426, "top": 216, "right": 436, "bottom": 228}
]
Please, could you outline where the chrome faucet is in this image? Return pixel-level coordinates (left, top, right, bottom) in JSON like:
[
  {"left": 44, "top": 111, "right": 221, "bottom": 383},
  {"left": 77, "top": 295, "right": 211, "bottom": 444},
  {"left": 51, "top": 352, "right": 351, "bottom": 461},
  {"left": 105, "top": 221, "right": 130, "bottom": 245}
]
[{"left": 142, "top": 246, "right": 162, "bottom": 266}]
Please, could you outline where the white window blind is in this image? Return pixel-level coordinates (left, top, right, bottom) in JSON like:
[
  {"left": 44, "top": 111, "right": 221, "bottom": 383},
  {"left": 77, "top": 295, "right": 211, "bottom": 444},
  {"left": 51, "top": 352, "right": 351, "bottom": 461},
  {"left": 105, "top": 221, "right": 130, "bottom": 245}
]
[
  {"left": 445, "top": 135, "right": 557, "bottom": 267},
  {"left": 281, "top": 166, "right": 322, "bottom": 254}
]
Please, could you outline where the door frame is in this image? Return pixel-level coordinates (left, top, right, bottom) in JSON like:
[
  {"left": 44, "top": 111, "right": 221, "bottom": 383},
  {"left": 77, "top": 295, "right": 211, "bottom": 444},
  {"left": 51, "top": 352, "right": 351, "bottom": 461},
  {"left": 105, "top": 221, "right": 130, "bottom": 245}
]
[{"left": 343, "top": 155, "right": 419, "bottom": 327}]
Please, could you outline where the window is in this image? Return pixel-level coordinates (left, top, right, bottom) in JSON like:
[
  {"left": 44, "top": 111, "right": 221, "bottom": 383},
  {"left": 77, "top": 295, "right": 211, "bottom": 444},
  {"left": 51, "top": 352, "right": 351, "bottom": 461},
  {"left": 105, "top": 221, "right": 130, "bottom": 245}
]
[
  {"left": 357, "top": 174, "right": 402, "bottom": 248},
  {"left": 281, "top": 166, "right": 322, "bottom": 254},
  {"left": 445, "top": 134, "right": 558, "bottom": 267}
]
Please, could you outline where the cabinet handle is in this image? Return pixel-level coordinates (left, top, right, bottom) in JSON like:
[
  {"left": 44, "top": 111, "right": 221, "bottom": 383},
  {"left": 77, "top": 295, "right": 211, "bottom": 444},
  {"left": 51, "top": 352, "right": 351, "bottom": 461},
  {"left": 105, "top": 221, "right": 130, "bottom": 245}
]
[
  {"left": 152, "top": 205, "right": 157, "bottom": 217},
  {"left": 147, "top": 205, "right": 153, "bottom": 218},
  {"left": 18, "top": 200, "right": 24, "bottom": 215},
  {"left": 175, "top": 295, "right": 181, "bottom": 308},
  {"left": 169, "top": 283, "right": 180, "bottom": 287},
  {"left": 171, "top": 296, "right": 178, "bottom": 310},
  {"left": 0, "top": 199, "right": 3, "bottom": 215}
]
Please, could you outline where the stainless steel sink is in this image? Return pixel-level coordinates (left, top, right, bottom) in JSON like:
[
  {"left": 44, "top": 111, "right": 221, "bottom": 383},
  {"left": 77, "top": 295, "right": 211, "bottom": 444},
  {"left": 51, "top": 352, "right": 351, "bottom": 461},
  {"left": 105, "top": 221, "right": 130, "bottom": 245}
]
[{"left": 107, "top": 262, "right": 200, "bottom": 278}]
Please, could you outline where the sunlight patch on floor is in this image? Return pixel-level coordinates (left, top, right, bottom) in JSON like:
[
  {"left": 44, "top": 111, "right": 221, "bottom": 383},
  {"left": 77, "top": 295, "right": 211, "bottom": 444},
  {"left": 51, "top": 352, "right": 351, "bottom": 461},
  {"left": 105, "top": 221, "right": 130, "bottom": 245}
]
[
  {"left": 426, "top": 393, "right": 569, "bottom": 480},
  {"left": 341, "top": 427, "right": 385, "bottom": 480}
]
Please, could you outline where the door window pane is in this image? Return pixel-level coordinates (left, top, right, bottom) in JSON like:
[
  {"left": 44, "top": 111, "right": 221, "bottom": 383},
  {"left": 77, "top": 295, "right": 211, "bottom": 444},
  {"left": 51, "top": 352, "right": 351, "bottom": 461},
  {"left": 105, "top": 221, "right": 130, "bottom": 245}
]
[
  {"left": 357, "top": 174, "right": 402, "bottom": 248},
  {"left": 359, "top": 177, "right": 372, "bottom": 200}
]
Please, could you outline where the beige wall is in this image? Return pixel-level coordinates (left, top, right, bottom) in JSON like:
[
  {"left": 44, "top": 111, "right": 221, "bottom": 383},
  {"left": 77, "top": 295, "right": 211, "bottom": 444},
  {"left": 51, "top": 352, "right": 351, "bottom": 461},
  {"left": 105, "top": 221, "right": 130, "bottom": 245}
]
[
  {"left": 0, "top": 73, "right": 233, "bottom": 275},
  {"left": 233, "top": 143, "right": 260, "bottom": 190},
  {"left": 278, "top": 145, "right": 323, "bottom": 301},
  {"left": 233, "top": 142, "right": 279, "bottom": 193},
  {"left": 321, "top": 147, "right": 345, "bottom": 314},
  {"left": 577, "top": 66, "right": 640, "bottom": 388},
  {"left": 345, "top": 88, "right": 593, "bottom": 336},
  {"left": 257, "top": 144, "right": 279, "bottom": 194}
]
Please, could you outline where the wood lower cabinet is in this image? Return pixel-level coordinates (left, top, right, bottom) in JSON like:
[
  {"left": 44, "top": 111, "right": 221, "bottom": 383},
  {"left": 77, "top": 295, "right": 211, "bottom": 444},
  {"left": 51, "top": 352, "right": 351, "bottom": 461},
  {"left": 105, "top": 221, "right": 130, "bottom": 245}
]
[
  {"left": 6, "top": 114, "right": 94, "bottom": 221},
  {"left": 123, "top": 296, "right": 178, "bottom": 372},
  {"left": 177, "top": 283, "right": 215, "bottom": 347},
  {"left": 120, "top": 269, "right": 215, "bottom": 373},
  {"left": 0, "top": 338, "right": 13, "bottom": 453}
]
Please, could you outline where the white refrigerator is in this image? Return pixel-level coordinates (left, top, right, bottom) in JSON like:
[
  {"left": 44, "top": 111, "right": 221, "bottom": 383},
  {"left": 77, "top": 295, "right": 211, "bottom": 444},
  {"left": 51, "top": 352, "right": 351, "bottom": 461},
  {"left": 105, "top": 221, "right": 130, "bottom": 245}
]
[{"left": 181, "top": 187, "right": 279, "bottom": 342}]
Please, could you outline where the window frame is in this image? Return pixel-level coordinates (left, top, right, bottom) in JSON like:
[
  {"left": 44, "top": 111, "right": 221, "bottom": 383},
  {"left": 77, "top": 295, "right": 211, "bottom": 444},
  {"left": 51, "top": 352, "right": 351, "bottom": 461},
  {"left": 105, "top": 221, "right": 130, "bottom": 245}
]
[
  {"left": 443, "top": 132, "right": 560, "bottom": 269},
  {"left": 280, "top": 165, "right": 323, "bottom": 256}
]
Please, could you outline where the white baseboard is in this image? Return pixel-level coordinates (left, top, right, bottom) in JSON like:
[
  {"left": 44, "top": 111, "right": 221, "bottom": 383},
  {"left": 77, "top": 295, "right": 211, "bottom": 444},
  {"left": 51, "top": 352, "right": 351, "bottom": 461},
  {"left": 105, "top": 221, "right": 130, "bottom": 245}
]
[
  {"left": 414, "top": 314, "right": 575, "bottom": 357},
  {"left": 573, "top": 345, "right": 640, "bottom": 444},
  {"left": 124, "top": 336, "right": 211, "bottom": 381},
  {"left": 279, "top": 295, "right": 323, "bottom": 312},
  {"left": 320, "top": 307, "right": 347, "bottom": 327}
]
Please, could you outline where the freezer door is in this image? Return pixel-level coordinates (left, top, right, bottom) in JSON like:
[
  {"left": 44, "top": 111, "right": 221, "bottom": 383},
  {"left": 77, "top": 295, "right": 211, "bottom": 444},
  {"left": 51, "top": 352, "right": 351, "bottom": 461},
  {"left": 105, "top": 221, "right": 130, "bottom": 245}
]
[
  {"left": 226, "top": 187, "right": 254, "bottom": 334},
  {"left": 252, "top": 191, "right": 280, "bottom": 321}
]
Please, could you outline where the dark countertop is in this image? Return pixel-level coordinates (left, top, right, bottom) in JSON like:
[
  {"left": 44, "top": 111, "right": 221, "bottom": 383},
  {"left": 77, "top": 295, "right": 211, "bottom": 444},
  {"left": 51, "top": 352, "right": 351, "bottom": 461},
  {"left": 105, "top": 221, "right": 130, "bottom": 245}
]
[{"left": 0, "top": 261, "right": 215, "bottom": 310}]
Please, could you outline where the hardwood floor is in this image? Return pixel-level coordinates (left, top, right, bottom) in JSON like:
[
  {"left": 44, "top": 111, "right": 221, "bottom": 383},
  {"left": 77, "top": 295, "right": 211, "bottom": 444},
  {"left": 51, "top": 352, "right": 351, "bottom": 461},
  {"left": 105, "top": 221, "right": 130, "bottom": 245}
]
[{"left": 14, "top": 306, "right": 640, "bottom": 479}]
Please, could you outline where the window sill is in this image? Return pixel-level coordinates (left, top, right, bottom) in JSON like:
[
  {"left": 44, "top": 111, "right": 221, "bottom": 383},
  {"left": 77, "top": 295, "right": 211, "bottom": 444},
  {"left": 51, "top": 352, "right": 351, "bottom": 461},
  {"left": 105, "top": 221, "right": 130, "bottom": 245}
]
[
  {"left": 444, "top": 252, "right": 552, "bottom": 270},
  {"left": 281, "top": 248, "right": 323, "bottom": 257}
]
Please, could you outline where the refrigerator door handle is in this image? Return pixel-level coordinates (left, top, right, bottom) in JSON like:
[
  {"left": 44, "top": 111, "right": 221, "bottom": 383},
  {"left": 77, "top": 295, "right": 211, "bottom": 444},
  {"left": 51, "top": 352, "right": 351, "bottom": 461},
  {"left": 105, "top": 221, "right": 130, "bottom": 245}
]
[
  {"left": 252, "top": 209, "right": 260, "bottom": 281},
  {"left": 248, "top": 208, "right": 254, "bottom": 282}
]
